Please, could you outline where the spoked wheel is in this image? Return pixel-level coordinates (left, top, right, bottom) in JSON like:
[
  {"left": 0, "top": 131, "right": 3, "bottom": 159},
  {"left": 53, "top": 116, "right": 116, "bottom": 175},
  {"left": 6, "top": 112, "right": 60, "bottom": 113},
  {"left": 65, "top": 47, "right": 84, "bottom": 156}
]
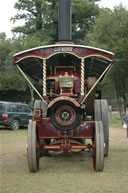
[
  {"left": 94, "top": 100, "right": 109, "bottom": 157},
  {"left": 101, "top": 100, "right": 109, "bottom": 157},
  {"left": 93, "top": 121, "right": 104, "bottom": 172},
  {"left": 27, "top": 120, "right": 40, "bottom": 172}
]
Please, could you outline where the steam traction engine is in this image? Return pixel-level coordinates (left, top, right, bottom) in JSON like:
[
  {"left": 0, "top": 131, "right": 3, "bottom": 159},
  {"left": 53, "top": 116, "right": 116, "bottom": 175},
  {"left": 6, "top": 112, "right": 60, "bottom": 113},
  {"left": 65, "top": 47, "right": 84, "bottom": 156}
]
[{"left": 13, "top": 0, "right": 114, "bottom": 172}]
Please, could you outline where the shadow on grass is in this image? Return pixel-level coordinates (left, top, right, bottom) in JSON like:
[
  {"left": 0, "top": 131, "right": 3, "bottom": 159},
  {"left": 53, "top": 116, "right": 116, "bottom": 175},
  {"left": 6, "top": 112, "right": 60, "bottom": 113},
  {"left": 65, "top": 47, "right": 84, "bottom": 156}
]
[{"left": 0, "top": 125, "right": 27, "bottom": 131}]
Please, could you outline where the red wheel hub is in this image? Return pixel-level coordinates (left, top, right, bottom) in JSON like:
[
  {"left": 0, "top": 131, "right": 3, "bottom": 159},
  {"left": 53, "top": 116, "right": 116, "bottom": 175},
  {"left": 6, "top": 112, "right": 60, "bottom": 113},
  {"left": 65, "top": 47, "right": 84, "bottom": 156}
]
[
  {"left": 50, "top": 100, "right": 81, "bottom": 131},
  {"left": 55, "top": 105, "right": 76, "bottom": 126}
]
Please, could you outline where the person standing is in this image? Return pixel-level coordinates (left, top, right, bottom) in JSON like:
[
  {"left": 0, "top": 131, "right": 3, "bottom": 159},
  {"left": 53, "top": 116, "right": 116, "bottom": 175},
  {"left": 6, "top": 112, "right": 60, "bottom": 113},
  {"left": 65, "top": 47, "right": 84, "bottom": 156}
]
[{"left": 122, "top": 115, "right": 128, "bottom": 137}]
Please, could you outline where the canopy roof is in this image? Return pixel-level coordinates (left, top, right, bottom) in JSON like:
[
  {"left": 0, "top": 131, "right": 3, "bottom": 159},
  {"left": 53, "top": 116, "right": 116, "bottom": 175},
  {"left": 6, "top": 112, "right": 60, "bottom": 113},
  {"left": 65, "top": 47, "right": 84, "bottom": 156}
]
[{"left": 14, "top": 44, "right": 114, "bottom": 82}]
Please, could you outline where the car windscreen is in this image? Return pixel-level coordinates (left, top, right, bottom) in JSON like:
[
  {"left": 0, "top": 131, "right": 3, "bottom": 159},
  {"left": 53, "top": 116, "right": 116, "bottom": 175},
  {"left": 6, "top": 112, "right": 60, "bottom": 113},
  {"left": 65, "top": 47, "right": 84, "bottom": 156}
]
[{"left": 0, "top": 104, "right": 6, "bottom": 112}]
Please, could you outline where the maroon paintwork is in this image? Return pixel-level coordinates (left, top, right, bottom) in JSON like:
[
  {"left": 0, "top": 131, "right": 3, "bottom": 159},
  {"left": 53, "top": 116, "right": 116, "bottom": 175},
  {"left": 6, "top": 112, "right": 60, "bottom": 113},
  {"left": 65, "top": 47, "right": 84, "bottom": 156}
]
[
  {"left": 14, "top": 44, "right": 114, "bottom": 63},
  {"left": 38, "top": 118, "right": 94, "bottom": 139},
  {"left": 37, "top": 117, "right": 94, "bottom": 152},
  {"left": 37, "top": 119, "right": 58, "bottom": 138},
  {"left": 48, "top": 96, "right": 80, "bottom": 108}
]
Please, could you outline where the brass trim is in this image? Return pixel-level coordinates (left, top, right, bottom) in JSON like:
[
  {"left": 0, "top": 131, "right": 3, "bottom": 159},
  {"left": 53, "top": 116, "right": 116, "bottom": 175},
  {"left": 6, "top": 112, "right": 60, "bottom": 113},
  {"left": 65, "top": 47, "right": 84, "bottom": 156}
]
[
  {"left": 15, "top": 53, "right": 113, "bottom": 64},
  {"left": 72, "top": 137, "right": 92, "bottom": 139},
  {"left": 39, "top": 137, "right": 59, "bottom": 139},
  {"left": 81, "top": 58, "right": 85, "bottom": 95},
  {"left": 83, "top": 54, "right": 113, "bottom": 62},
  {"left": 43, "top": 59, "right": 47, "bottom": 96},
  {"left": 15, "top": 55, "right": 45, "bottom": 63},
  {"left": 41, "top": 118, "right": 50, "bottom": 120},
  {"left": 46, "top": 52, "right": 82, "bottom": 60},
  {"left": 102, "top": 63, "right": 113, "bottom": 83},
  {"left": 13, "top": 44, "right": 114, "bottom": 58}
]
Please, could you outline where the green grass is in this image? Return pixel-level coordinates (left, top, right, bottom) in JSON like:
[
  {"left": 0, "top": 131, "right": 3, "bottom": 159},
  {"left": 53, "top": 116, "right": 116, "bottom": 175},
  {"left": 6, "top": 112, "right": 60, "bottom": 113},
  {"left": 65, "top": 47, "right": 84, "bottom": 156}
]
[
  {"left": 111, "top": 111, "right": 122, "bottom": 127},
  {"left": 1, "top": 124, "right": 128, "bottom": 193}
]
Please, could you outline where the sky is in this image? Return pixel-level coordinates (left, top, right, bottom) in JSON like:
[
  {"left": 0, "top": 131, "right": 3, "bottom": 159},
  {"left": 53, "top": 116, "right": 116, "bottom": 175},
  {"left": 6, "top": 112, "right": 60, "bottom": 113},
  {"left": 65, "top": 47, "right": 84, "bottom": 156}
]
[{"left": 0, "top": 0, "right": 128, "bottom": 38}]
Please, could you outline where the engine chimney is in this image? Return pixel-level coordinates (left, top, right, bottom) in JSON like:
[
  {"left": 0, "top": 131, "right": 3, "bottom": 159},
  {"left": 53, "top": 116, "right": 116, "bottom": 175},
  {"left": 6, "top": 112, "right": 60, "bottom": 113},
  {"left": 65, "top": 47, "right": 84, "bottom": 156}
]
[{"left": 58, "top": 0, "right": 72, "bottom": 42}]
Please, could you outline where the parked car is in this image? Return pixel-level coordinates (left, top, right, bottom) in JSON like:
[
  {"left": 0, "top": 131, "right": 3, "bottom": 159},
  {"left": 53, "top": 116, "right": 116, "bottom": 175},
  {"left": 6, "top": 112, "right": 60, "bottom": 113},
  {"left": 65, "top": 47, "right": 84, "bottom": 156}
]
[{"left": 0, "top": 101, "right": 33, "bottom": 130}]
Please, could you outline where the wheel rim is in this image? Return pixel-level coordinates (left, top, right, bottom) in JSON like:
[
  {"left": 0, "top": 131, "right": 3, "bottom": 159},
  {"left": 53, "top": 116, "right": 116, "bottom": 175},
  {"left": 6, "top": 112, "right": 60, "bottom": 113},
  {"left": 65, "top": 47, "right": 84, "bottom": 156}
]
[
  {"left": 93, "top": 121, "right": 104, "bottom": 172},
  {"left": 55, "top": 105, "right": 76, "bottom": 126},
  {"left": 12, "top": 120, "right": 19, "bottom": 130},
  {"left": 27, "top": 120, "right": 40, "bottom": 172}
]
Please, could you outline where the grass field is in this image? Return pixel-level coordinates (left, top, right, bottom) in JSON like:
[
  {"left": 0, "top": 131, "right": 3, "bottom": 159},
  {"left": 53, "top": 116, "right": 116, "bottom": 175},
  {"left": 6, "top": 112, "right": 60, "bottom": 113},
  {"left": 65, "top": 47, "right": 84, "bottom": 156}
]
[{"left": 0, "top": 112, "right": 128, "bottom": 193}]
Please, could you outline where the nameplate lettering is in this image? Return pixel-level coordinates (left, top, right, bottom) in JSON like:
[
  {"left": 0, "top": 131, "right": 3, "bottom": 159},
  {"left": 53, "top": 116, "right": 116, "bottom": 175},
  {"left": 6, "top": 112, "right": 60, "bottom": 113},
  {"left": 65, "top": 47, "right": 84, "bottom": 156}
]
[{"left": 54, "top": 47, "right": 73, "bottom": 52}]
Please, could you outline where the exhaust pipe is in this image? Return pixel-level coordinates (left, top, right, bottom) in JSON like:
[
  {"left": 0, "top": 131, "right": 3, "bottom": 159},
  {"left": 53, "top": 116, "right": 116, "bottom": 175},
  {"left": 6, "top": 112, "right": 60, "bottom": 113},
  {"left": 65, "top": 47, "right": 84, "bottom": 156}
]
[{"left": 58, "top": 0, "right": 72, "bottom": 41}]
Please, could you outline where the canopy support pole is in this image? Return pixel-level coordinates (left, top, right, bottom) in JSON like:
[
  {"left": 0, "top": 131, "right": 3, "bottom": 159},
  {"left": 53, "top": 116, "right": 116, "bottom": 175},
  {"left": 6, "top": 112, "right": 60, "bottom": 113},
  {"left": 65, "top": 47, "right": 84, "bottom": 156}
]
[
  {"left": 17, "top": 65, "right": 47, "bottom": 104},
  {"left": 80, "top": 63, "right": 112, "bottom": 105},
  {"left": 80, "top": 58, "right": 85, "bottom": 96},
  {"left": 43, "top": 59, "right": 47, "bottom": 96}
]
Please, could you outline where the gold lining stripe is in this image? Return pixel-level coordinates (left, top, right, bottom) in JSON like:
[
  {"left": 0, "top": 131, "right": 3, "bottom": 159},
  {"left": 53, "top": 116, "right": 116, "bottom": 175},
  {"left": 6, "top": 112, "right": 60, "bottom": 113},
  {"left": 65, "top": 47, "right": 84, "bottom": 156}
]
[
  {"left": 15, "top": 52, "right": 113, "bottom": 64},
  {"left": 15, "top": 55, "right": 45, "bottom": 63}
]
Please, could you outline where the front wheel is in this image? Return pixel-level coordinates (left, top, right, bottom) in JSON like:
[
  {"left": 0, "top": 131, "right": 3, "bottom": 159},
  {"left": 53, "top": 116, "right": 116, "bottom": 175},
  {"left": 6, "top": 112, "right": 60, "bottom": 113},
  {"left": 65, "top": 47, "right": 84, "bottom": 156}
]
[
  {"left": 27, "top": 120, "right": 40, "bottom": 172},
  {"left": 93, "top": 121, "right": 104, "bottom": 172},
  {"left": 101, "top": 100, "right": 109, "bottom": 157},
  {"left": 94, "top": 100, "right": 109, "bottom": 157},
  {"left": 11, "top": 119, "right": 20, "bottom": 130}
]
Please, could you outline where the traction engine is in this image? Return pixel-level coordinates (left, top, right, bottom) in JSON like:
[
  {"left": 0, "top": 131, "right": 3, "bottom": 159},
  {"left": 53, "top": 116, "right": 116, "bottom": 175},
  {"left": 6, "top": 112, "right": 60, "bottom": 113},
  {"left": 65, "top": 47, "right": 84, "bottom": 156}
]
[{"left": 13, "top": 0, "right": 114, "bottom": 172}]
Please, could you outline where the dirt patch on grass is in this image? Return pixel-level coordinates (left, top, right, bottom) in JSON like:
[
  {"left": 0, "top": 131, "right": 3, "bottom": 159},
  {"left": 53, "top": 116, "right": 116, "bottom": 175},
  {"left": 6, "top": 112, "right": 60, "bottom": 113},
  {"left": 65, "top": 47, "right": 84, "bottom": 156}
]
[{"left": 110, "top": 125, "right": 128, "bottom": 141}]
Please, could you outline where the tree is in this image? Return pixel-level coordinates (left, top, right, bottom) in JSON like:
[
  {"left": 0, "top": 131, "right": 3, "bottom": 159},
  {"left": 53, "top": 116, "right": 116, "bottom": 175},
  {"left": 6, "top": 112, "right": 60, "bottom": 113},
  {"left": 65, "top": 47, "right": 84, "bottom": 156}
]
[
  {"left": 85, "top": 5, "right": 128, "bottom": 115},
  {"left": 11, "top": 0, "right": 100, "bottom": 43},
  {"left": 72, "top": 0, "right": 100, "bottom": 43},
  {"left": 11, "top": 0, "right": 58, "bottom": 43},
  {"left": 0, "top": 33, "right": 12, "bottom": 70},
  {"left": 12, "top": 0, "right": 45, "bottom": 34},
  {"left": 0, "top": 33, "right": 28, "bottom": 92}
]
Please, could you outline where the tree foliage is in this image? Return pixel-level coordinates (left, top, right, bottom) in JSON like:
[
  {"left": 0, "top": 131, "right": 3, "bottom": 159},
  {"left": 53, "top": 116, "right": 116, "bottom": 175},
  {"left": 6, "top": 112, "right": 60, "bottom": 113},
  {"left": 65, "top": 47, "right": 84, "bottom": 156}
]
[
  {"left": 85, "top": 4, "right": 128, "bottom": 115},
  {"left": 0, "top": 33, "right": 28, "bottom": 91},
  {"left": 11, "top": 0, "right": 100, "bottom": 43}
]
